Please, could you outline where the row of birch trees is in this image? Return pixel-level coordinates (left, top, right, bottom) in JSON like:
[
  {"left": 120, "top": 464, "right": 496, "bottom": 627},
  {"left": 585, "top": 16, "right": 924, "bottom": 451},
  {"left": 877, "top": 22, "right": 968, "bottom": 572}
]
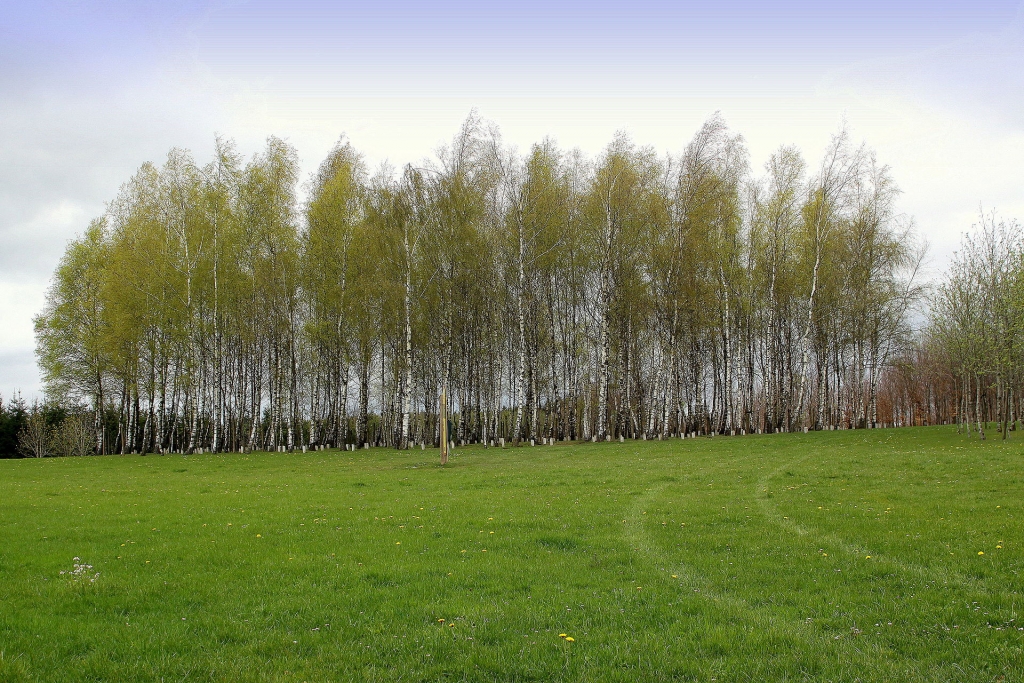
[{"left": 35, "top": 113, "right": 925, "bottom": 454}]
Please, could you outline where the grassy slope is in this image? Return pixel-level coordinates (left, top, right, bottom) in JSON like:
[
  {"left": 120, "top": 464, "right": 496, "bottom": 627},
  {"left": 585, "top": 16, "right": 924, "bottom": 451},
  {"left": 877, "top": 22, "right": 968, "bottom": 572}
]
[{"left": 0, "top": 426, "right": 1021, "bottom": 682}]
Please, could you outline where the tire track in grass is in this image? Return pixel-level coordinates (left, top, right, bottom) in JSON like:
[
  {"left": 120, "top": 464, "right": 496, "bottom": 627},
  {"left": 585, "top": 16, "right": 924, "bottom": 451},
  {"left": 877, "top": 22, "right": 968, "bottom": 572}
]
[
  {"left": 754, "top": 450, "right": 977, "bottom": 590},
  {"left": 621, "top": 480, "right": 882, "bottom": 671}
]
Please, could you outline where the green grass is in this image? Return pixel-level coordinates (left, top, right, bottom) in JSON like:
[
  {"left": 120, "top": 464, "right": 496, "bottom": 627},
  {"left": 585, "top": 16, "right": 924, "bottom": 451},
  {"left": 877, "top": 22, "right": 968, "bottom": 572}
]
[{"left": 1, "top": 427, "right": 1022, "bottom": 682}]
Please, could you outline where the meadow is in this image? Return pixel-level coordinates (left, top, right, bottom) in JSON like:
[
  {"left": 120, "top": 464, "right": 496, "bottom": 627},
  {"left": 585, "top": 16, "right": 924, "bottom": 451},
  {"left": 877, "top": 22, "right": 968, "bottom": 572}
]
[{"left": 0, "top": 426, "right": 1021, "bottom": 682}]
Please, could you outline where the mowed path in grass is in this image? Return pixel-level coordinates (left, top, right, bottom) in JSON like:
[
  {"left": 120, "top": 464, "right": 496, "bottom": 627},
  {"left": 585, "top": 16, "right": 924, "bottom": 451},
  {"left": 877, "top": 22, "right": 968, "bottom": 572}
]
[{"left": 0, "top": 427, "right": 1021, "bottom": 682}]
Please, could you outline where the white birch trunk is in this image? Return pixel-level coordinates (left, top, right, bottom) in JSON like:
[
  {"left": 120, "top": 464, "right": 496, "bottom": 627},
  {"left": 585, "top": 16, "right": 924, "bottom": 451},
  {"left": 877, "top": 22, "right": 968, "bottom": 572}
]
[
  {"left": 795, "top": 233, "right": 822, "bottom": 429},
  {"left": 512, "top": 223, "right": 527, "bottom": 442},
  {"left": 597, "top": 200, "right": 613, "bottom": 440},
  {"left": 400, "top": 232, "right": 413, "bottom": 449}
]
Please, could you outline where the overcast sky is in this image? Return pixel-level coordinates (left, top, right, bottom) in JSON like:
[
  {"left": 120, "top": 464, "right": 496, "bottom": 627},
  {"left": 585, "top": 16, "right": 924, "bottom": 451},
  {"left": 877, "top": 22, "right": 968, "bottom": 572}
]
[{"left": 2, "top": 0, "right": 1023, "bottom": 400}]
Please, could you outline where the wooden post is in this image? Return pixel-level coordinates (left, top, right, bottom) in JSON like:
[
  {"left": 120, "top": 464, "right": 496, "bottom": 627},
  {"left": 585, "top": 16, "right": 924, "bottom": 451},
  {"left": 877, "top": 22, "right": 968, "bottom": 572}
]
[{"left": 440, "top": 385, "right": 449, "bottom": 465}]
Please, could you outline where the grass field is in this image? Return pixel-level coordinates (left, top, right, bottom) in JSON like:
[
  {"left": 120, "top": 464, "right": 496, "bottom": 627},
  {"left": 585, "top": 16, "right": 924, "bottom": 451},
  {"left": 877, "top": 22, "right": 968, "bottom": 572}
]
[{"left": 0, "top": 427, "right": 1022, "bottom": 682}]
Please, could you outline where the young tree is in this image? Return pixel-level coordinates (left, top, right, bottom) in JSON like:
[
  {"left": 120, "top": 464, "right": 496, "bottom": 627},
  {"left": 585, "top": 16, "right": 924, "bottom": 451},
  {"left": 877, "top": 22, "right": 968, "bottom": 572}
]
[
  {"left": 35, "top": 219, "right": 112, "bottom": 453},
  {"left": 18, "top": 401, "right": 50, "bottom": 458}
]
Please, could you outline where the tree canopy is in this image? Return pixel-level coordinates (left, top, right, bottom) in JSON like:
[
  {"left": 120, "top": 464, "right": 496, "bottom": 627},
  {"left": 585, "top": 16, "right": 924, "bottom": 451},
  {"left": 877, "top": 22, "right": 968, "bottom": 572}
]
[{"left": 32, "top": 114, "right": 943, "bottom": 455}]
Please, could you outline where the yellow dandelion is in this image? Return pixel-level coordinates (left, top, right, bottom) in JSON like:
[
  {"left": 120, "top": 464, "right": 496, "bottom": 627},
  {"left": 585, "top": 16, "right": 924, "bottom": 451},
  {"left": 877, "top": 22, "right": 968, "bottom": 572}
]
[
  {"left": 997, "top": 545, "right": 1003, "bottom": 549},
  {"left": 865, "top": 556, "right": 871, "bottom": 559},
  {"left": 438, "top": 618, "right": 445, "bottom": 623},
  {"left": 256, "top": 534, "right": 262, "bottom": 538},
  {"left": 559, "top": 633, "right": 567, "bottom": 638},
  {"left": 565, "top": 636, "right": 575, "bottom": 642},
  {"left": 482, "top": 549, "right": 487, "bottom": 552},
  {"left": 823, "top": 553, "right": 828, "bottom": 557},
  {"left": 671, "top": 575, "right": 678, "bottom": 579},
  {"left": 396, "top": 542, "right": 401, "bottom": 545},
  {"left": 978, "top": 551, "right": 984, "bottom": 555}
]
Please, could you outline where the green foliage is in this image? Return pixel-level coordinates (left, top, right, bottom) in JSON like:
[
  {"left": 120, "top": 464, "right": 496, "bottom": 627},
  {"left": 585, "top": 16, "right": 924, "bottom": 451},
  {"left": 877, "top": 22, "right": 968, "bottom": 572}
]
[
  {"left": 0, "top": 393, "right": 28, "bottom": 458},
  {"left": 35, "top": 219, "right": 111, "bottom": 406},
  {"left": 926, "top": 212, "right": 1024, "bottom": 436},
  {"left": 33, "top": 115, "right": 926, "bottom": 455},
  {"left": 0, "top": 395, "right": 93, "bottom": 458}
]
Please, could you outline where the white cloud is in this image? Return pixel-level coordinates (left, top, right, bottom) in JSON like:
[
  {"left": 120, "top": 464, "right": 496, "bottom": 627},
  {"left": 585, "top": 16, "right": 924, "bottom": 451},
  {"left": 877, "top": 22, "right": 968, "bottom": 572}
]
[{"left": 2, "top": 5, "right": 1023, "bottom": 399}]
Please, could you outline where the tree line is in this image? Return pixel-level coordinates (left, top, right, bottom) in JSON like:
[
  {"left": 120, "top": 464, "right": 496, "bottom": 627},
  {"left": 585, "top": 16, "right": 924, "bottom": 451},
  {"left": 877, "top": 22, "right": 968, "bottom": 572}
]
[
  {"left": 28, "top": 112, "right": 936, "bottom": 456},
  {"left": 882, "top": 212, "right": 1024, "bottom": 438},
  {"left": 0, "top": 393, "right": 93, "bottom": 458}
]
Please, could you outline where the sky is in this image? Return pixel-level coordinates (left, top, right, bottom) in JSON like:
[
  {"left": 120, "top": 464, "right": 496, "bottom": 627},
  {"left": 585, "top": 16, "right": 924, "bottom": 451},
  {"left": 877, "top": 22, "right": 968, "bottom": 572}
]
[{"left": 2, "top": 0, "right": 1023, "bottom": 400}]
